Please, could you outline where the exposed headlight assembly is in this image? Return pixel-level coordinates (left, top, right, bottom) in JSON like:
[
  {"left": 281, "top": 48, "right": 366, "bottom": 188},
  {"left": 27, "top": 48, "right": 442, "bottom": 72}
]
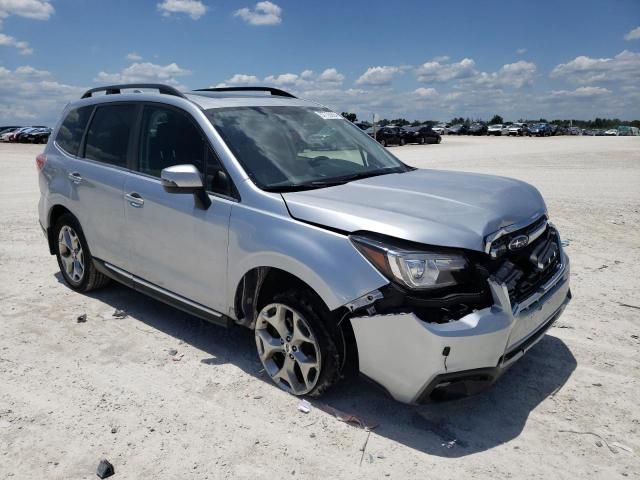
[{"left": 351, "top": 235, "right": 467, "bottom": 290}]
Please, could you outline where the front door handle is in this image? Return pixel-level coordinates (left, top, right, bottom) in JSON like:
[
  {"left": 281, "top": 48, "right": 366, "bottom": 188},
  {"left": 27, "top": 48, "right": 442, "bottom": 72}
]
[
  {"left": 125, "top": 192, "right": 144, "bottom": 208},
  {"left": 68, "top": 172, "right": 83, "bottom": 184}
]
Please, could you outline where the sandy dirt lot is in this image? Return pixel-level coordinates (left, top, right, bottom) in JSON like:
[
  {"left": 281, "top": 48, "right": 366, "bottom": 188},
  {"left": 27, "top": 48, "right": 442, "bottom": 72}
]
[{"left": 1, "top": 136, "right": 638, "bottom": 479}]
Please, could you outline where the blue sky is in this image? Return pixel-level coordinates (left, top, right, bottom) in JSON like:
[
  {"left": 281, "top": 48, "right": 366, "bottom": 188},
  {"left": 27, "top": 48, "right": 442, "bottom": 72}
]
[{"left": 1, "top": 0, "right": 639, "bottom": 125}]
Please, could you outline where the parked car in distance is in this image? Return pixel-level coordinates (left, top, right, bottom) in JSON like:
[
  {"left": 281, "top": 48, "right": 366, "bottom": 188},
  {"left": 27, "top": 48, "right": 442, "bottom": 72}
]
[
  {"left": 402, "top": 125, "right": 442, "bottom": 144},
  {"left": 617, "top": 125, "right": 640, "bottom": 136},
  {"left": 468, "top": 122, "right": 488, "bottom": 136},
  {"left": 528, "top": 123, "right": 552, "bottom": 137},
  {"left": 508, "top": 123, "right": 528, "bottom": 136},
  {"left": 38, "top": 83, "right": 571, "bottom": 404},
  {"left": 374, "top": 126, "right": 406, "bottom": 146},
  {"left": 487, "top": 124, "right": 508, "bottom": 136},
  {"left": 566, "top": 126, "right": 582, "bottom": 136},
  {"left": 0, "top": 127, "right": 22, "bottom": 141},
  {"left": 604, "top": 128, "right": 618, "bottom": 136},
  {"left": 447, "top": 124, "right": 469, "bottom": 135},
  {"left": 431, "top": 123, "right": 449, "bottom": 135},
  {"left": 8, "top": 127, "right": 36, "bottom": 142},
  {"left": 22, "top": 127, "right": 52, "bottom": 144}
]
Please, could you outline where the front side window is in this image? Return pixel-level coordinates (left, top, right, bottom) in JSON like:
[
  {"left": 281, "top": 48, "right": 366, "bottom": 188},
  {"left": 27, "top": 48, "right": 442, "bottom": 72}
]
[
  {"left": 55, "top": 106, "right": 93, "bottom": 156},
  {"left": 138, "top": 105, "right": 205, "bottom": 177},
  {"left": 206, "top": 106, "right": 409, "bottom": 191},
  {"left": 85, "top": 104, "right": 137, "bottom": 167}
]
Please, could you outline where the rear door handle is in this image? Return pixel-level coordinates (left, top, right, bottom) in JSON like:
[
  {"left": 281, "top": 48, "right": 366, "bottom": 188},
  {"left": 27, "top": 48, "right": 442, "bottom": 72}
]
[
  {"left": 68, "top": 172, "right": 83, "bottom": 184},
  {"left": 125, "top": 192, "right": 144, "bottom": 208}
]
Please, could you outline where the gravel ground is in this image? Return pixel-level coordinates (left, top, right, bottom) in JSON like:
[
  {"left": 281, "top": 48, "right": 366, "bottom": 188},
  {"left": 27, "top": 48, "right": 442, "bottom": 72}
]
[{"left": 1, "top": 136, "right": 638, "bottom": 479}]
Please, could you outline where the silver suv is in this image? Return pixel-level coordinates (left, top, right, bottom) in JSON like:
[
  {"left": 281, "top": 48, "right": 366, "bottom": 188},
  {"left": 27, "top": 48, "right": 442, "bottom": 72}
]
[{"left": 37, "top": 84, "right": 571, "bottom": 404}]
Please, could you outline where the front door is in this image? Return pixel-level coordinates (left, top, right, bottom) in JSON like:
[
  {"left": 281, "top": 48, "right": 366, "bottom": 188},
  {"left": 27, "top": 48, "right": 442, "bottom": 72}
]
[{"left": 124, "top": 104, "right": 233, "bottom": 313}]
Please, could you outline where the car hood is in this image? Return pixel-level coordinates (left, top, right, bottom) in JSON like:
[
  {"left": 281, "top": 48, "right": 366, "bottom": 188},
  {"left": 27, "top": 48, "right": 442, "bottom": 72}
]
[{"left": 281, "top": 169, "right": 546, "bottom": 252}]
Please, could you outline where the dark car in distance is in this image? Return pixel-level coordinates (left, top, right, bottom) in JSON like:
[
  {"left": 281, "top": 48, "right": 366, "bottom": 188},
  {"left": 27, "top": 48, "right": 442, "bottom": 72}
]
[
  {"left": 528, "top": 123, "right": 552, "bottom": 137},
  {"left": 370, "top": 126, "right": 406, "bottom": 146},
  {"left": 468, "top": 122, "right": 488, "bottom": 136},
  {"left": 448, "top": 124, "right": 469, "bottom": 135},
  {"left": 402, "top": 125, "right": 442, "bottom": 144}
]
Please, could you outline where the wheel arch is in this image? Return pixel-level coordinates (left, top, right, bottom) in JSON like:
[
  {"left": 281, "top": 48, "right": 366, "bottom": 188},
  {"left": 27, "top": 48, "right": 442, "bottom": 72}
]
[
  {"left": 234, "top": 265, "right": 359, "bottom": 375},
  {"left": 46, "top": 204, "right": 75, "bottom": 254},
  {"left": 233, "top": 266, "right": 332, "bottom": 329}
]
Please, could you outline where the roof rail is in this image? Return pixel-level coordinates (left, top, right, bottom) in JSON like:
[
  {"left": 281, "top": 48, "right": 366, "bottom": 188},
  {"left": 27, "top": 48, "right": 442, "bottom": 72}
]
[
  {"left": 193, "top": 87, "right": 297, "bottom": 98},
  {"left": 81, "top": 83, "right": 187, "bottom": 99}
]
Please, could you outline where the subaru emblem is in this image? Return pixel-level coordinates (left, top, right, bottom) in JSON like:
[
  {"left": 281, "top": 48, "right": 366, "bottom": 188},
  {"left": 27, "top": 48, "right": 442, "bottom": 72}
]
[{"left": 508, "top": 234, "right": 529, "bottom": 251}]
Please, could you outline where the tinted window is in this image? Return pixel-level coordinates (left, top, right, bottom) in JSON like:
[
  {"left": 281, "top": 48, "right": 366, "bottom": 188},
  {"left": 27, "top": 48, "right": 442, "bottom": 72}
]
[
  {"left": 85, "top": 104, "right": 136, "bottom": 167},
  {"left": 55, "top": 106, "right": 93, "bottom": 156},
  {"left": 139, "top": 106, "right": 205, "bottom": 177}
]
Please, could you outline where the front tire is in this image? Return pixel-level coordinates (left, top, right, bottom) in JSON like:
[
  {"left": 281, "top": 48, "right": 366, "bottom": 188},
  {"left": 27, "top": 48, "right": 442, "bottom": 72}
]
[
  {"left": 255, "top": 289, "right": 341, "bottom": 397},
  {"left": 54, "top": 213, "right": 110, "bottom": 292}
]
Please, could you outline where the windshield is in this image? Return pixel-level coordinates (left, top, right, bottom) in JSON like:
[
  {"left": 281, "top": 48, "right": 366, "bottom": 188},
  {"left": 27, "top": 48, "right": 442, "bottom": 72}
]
[{"left": 206, "top": 106, "right": 410, "bottom": 191}]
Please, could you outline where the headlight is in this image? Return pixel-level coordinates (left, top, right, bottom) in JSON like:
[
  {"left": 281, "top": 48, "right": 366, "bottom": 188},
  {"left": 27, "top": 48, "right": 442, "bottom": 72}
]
[{"left": 351, "top": 235, "right": 467, "bottom": 290}]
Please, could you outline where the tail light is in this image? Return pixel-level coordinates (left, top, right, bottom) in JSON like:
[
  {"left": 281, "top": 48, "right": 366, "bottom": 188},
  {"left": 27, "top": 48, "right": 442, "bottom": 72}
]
[{"left": 36, "top": 153, "right": 47, "bottom": 171}]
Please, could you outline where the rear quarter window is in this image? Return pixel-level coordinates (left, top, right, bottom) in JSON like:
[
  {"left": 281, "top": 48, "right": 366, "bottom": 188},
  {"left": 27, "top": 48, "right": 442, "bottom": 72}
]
[{"left": 55, "top": 106, "right": 93, "bottom": 156}]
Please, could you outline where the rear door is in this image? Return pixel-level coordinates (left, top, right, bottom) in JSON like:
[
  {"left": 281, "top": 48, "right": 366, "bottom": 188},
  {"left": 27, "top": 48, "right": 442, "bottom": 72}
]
[
  {"left": 124, "top": 103, "right": 234, "bottom": 313},
  {"left": 53, "top": 103, "right": 137, "bottom": 270}
]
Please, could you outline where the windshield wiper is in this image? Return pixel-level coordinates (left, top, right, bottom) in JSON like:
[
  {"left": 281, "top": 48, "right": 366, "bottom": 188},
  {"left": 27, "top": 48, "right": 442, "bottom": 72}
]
[
  {"left": 263, "top": 167, "right": 406, "bottom": 192},
  {"left": 308, "top": 167, "right": 406, "bottom": 187}
]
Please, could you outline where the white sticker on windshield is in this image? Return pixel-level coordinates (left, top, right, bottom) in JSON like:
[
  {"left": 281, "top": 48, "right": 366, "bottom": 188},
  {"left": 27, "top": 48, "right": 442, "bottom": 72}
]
[{"left": 315, "top": 111, "right": 343, "bottom": 120}]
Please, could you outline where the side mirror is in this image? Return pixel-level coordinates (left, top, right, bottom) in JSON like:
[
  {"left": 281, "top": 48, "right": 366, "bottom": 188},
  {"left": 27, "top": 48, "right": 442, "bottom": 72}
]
[{"left": 161, "top": 164, "right": 211, "bottom": 209}]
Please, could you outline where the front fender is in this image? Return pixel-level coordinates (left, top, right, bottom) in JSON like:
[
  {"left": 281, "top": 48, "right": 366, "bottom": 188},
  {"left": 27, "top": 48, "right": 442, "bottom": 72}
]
[{"left": 227, "top": 201, "right": 388, "bottom": 314}]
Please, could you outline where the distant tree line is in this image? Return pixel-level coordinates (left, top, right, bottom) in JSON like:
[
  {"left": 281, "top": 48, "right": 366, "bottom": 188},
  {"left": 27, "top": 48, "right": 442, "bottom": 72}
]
[{"left": 341, "top": 112, "right": 639, "bottom": 129}]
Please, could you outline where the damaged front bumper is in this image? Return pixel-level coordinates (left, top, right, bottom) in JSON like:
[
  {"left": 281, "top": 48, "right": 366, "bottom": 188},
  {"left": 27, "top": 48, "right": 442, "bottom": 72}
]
[{"left": 350, "top": 252, "right": 571, "bottom": 404}]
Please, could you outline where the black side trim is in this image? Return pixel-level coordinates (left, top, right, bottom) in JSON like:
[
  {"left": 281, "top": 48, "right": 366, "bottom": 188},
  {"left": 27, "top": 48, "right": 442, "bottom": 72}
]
[
  {"left": 92, "top": 258, "right": 230, "bottom": 328},
  {"left": 81, "top": 84, "right": 187, "bottom": 99}
]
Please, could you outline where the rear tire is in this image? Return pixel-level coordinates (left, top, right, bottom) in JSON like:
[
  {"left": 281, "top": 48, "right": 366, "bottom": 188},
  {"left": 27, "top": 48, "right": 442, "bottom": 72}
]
[
  {"left": 255, "top": 289, "right": 342, "bottom": 397},
  {"left": 54, "top": 213, "right": 110, "bottom": 292}
]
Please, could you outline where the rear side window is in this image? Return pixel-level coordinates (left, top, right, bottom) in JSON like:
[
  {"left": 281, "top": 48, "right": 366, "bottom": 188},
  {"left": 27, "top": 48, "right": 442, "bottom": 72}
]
[
  {"left": 85, "top": 104, "right": 137, "bottom": 168},
  {"left": 55, "top": 106, "right": 93, "bottom": 156}
]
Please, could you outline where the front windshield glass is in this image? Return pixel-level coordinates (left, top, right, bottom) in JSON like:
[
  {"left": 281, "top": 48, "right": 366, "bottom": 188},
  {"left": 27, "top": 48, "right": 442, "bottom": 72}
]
[{"left": 206, "top": 106, "right": 409, "bottom": 191}]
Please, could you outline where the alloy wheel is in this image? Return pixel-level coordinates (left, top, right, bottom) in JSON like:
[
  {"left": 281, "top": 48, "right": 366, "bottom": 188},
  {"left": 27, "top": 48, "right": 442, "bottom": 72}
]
[
  {"left": 58, "top": 225, "right": 85, "bottom": 283},
  {"left": 255, "top": 303, "right": 322, "bottom": 395}
]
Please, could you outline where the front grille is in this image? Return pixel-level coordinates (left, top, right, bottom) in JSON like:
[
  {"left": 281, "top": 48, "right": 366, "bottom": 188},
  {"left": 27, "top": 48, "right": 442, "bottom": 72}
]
[{"left": 486, "top": 222, "right": 562, "bottom": 305}]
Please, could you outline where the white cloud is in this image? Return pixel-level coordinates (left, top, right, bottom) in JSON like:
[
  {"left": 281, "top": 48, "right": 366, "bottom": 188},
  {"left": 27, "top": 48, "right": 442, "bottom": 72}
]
[
  {"left": 0, "top": 31, "right": 32, "bottom": 54},
  {"left": 95, "top": 62, "right": 191, "bottom": 87},
  {"left": 475, "top": 61, "right": 537, "bottom": 88},
  {"left": 234, "top": 1, "right": 281, "bottom": 26},
  {"left": 215, "top": 73, "right": 261, "bottom": 87},
  {"left": 0, "top": 0, "right": 54, "bottom": 20},
  {"left": 355, "top": 66, "right": 403, "bottom": 86},
  {"left": 0, "top": 65, "right": 85, "bottom": 124},
  {"left": 217, "top": 67, "right": 345, "bottom": 91},
  {"left": 318, "top": 68, "right": 344, "bottom": 83},
  {"left": 414, "top": 87, "right": 438, "bottom": 98},
  {"left": 157, "top": 0, "right": 207, "bottom": 20},
  {"left": 0, "top": 0, "right": 54, "bottom": 55},
  {"left": 264, "top": 72, "right": 298, "bottom": 86},
  {"left": 416, "top": 57, "right": 476, "bottom": 83},
  {"left": 549, "top": 86, "right": 611, "bottom": 98},
  {"left": 517, "top": 48, "right": 527, "bottom": 55},
  {"left": 126, "top": 52, "right": 143, "bottom": 61},
  {"left": 550, "top": 50, "right": 640, "bottom": 85},
  {"left": 624, "top": 26, "right": 640, "bottom": 41}
]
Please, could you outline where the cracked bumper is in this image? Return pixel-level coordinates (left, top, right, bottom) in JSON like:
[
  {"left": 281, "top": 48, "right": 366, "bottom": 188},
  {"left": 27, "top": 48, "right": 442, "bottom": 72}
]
[{"left": 350, "top": 253, "right": 571, "bottom": 404}]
